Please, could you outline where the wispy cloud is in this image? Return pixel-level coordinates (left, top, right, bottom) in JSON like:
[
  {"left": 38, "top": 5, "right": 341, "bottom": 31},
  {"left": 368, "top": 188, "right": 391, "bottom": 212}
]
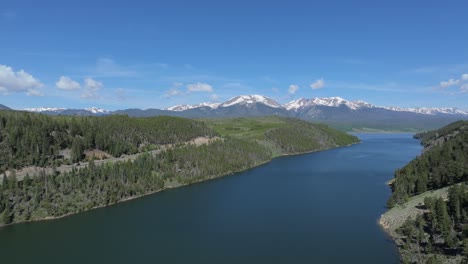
[
  {"left": 210, "top": 94, "right": 219, "bottom": 101},
  {"left": 261, "top": 76, "right": 278, "bottom": 84},
  {"left": 56, "top": 76, "right": 81, "bottom": 90},
  {"left": 437, "top": 73, "right": 468, "bottom": 94},
  {"left": 0, "top": 64, "right": 44, "bottom": 96},
  {"left": 326, "top": 58, "right": 371, "bottom": 65},
  {"left": 163, "top": 83, "right": 184, "bottom": 98},
  {"left": 187, "top": 82, "right": 213, "bottom": 92},
  {"left": 81, "top": 78, "right": 103, "bottom": 99},
  {"left": 440, "top": 78, "right": 460, "bottom": 89},
  {"left": 288, "top": 84, "right": 299, "bottom": 94},
  {"left": 115, "top": 88, "right": 127, "bottom": 100},
  {"left": 26, "top": 89, "right": 44, "bottom": 97},
  {"left": 461, "top": 84, "right": 468, "bottom": 93},
  {"left": 405, "top": 66, "right": 440, "bottom": 74},
  {"left": 310, "top": 78, "right": 325, "bottom": 89},
  {"left": 331, "top": 80, "right": 430, "bottom": 93},
  {"left": 87, "top": 58, "right": 139, "bottom": 78},
  {"left": 405, "top": 64, "right": 468, "bottom": 75}
]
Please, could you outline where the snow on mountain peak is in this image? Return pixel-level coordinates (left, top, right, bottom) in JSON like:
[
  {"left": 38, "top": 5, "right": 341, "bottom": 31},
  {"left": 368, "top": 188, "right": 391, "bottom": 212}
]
[
  {"left": 284, "top": 97, "right": 376, "bottom": 111},
  {"left": 382, "top": 106, "right": 468, "bottom": 115},
  {"left": 23, "top": 107, "right": 109, "bottom": 114},
  {"left": 220, "top": 94, "right": 281, "bottom": 108},
  {"left": 166, "top": 102, "right": 221, "bottom": 111},
  {"left": 84, "top": 107, "right": 110, "bottom": 114},
  {"left": 24, "top": 107, "right": 66, "bottom": 112}
]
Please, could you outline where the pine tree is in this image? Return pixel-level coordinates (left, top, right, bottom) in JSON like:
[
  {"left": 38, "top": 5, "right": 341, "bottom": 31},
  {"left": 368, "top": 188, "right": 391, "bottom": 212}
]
[
  {"left": 463, "top": 239, "right": 468, "bottom": 257},
  {"left": 2, "top": 200, "right": 12, "bottom": 224},
  {"left": 71, "top": 137, "right": 83, "bottom": 163},
  {"left": 435, "top": 198, "right": 451, "bottom": 240}
]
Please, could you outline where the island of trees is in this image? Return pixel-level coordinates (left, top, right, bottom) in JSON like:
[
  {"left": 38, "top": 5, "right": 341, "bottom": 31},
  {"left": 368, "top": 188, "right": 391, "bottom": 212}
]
[
  {"left": 383, "top": 120, "right": 468, "bottom": 263},
  {"left": 0, "top": 111, "right": 358, "bottom": 226}
]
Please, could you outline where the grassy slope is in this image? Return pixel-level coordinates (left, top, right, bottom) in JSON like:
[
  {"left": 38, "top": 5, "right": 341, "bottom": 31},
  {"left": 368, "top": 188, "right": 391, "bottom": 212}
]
[
  {"left": 202, "top": 116, "right": 285, "bottom": 140},
  {"left": 380, "top": 187, "right": 450, "bottom": 235},
  {"left": 202, "top": 116, "right": 359, "bottom": 157},
  {"left": 380, "top": 187, "right": 463, "bottom": 263}
]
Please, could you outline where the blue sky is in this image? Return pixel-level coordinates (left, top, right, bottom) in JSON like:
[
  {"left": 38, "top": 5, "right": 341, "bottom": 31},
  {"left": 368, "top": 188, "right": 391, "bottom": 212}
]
[{"left": 1, "top": 0, "right": 468, "bottom": 110}]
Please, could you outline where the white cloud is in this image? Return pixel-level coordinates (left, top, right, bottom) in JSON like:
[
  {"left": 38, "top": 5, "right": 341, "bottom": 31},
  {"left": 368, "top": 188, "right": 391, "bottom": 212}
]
[
  {"left": 115, "top": 88, "right": 127, "bottom": 100},
  {"left": 310, "top": 78, "right": 325, "bottom": 89},
  {"left": 56, "top": 76, "right": 81, "bottom": 90},
  {"left": 437, "top": 74, "right": 468, "bottom": 94},
  {"left": 0, "top": 64, "right": 43, "bottom": 96},
  {"left": 440, "top": 78, "right": 460, "bottom": 89},
  {"left": 461, "top": 84, "right": 468, "bottom": 93},
  {"left": 210, "top": 94, "right": 219, "bottom": 101},
  {"left": 164, "top": 83, "right": 184, "bottom": 98},
  {"left": 81, "top": 78, "right": 103, "bottom": 99},
  {"left": 164, "top": 88, "right": 182, "bottom": 98},
  {"left": 187, "top": 82, "right": 213, "bottom": 92},
  {"left": 26, "top": 89, "right": 44, "bottom": 97},
  {"left": 288, "top": 84, "right": 299, "bottom": 95},
  {"left": 84, "top": 78, "right": 103, "bottom": 90}
]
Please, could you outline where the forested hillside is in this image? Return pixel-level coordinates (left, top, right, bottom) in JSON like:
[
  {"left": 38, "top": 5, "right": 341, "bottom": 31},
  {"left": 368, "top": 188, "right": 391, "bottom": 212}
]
[
  {"left": 385, "top": 121, "right": 468, "bottom": 263},
  {"left": 0, "top": 112, "right": 357, "bottom": 226},
  {"left": 0, "top": 111, "right": 215, "bottom": 172},
  {"left": 388, "top": 121, "right": 468, "bottom": 207}
]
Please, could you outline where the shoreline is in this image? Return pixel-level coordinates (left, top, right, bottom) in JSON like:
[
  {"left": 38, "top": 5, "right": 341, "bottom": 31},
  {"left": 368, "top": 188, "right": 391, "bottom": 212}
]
[
  {"left": 0, "top": 141, "right": 359, "bottom": 228},
  {"left": 377, "top": 187, "right": 452, "bottom": 262}
]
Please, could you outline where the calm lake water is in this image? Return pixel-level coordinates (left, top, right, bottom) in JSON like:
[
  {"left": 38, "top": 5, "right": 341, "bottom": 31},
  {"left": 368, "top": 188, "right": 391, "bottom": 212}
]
[{"left": 0, "top": 133, "right": 422, "bottom": 263}]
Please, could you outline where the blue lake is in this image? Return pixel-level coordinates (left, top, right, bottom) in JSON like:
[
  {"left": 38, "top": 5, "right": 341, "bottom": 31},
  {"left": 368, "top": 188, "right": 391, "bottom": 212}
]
[{"left": 0, "top": 133, "right": 422, "bottom": 263}]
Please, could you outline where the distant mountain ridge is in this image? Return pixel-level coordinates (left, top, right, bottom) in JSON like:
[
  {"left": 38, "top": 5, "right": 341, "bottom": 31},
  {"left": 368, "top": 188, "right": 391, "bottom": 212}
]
[
  {"left": 23, "top": 107, "right": 110, "bottom": 116},
  {"left": 5, "top": 94, "right": 468, "bottom": 131},
  {"left": 0, "top": 104, "right": 11, "bottom": 110},
  {"left": 165, "top": 95, "right": 468, "bottom": 116},
  {"left": 16, "top": 95, "right": 468, "bottom": 116}
]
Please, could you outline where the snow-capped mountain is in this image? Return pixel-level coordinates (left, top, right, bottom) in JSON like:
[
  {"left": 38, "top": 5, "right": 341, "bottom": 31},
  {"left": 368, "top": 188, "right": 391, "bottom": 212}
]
[
  {"left": 84, "top": 107, "right": 110, "bottom": 114},
  {"left": 24, "top": 107, "right": 66, "bottom": 113},
  {"left": 220, "top": 95, "right": 282, "bottom": 108},
  {"left": 284, "top": 97, "right": 376, "bottom": 111},
  {"left": 166, "top": 102, "right": 221, "bottom": 112},
  {"left": 23, "top": 107, "right": 110, "bottom": 115},
  {"left": 164, "top": 95, "right": 282, "bottom": 112},
  {"left": 8, "top": 94, "right": 467, "bottom": 131},
  {"left": 283, "top": 97, "right": 468, "bottom": 115},
  {"left": 382, "top": 106, "right": 468, "bottom": 115},
  {"left": 164, "top": 95, "right": 468, "bottom": 116}
]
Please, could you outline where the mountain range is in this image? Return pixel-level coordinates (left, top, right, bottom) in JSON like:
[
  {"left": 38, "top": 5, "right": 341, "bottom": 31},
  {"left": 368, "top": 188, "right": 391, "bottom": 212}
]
[
  {"left": 4, "top": 95, "right": 468, "bottom": 131},
  {"left": 0, "top": 104, "right": 11, "bottom": 111}
]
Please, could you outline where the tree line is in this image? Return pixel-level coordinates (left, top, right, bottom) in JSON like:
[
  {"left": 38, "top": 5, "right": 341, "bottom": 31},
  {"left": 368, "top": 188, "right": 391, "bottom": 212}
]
[
  {"left": 0, "top": 111, "right": 358, "bottom": 226},
  {"left": 0, "top": 137, "right": 272, "bottom": 225},
  {"left": 397, "top": 184, "right": 468, "bottom": 263},
  {"left": 387, "top": 120, "right": 468, "bottom": 263},
  {"left": 0, "top": 111, "right": 216, "bottom": 172},
  {"left": 387, "top": 121, "right": 468, "bottom": 207}
]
